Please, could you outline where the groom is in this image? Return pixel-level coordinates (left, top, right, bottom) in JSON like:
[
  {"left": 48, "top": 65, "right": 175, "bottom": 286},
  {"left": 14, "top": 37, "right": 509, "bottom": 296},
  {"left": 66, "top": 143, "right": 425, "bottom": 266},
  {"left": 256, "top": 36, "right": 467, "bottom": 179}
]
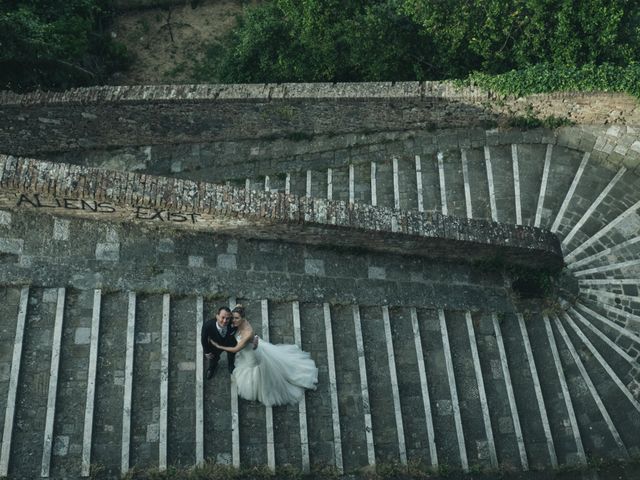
[{"left": 201, "top": 306, "right": 237, "bottom": 379}]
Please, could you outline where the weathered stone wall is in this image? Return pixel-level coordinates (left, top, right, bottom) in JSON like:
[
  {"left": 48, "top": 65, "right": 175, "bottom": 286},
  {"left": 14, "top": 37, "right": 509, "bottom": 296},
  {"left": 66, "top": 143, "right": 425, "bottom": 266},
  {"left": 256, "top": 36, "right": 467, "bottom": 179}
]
[
  {"left": 0, "top": 83, "right": 637, "bottom": 157},
  {"left": 0, "top": 154, "right": 563, "bottom": 269}
]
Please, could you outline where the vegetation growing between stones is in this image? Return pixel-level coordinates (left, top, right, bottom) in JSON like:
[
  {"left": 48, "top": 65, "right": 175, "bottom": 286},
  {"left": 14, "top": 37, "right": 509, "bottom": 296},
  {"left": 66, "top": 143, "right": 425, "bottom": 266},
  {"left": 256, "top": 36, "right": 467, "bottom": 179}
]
[{"left": 505, "top": 104, "right": 575, "bottom": 129}]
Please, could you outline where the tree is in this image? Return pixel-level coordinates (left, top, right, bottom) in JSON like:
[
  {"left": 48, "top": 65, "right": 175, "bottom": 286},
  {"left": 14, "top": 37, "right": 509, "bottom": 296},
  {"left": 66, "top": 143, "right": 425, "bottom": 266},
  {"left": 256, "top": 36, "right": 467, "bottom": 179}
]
[{"left": 0, "top": 0, "right": 131, "bottom": 91}]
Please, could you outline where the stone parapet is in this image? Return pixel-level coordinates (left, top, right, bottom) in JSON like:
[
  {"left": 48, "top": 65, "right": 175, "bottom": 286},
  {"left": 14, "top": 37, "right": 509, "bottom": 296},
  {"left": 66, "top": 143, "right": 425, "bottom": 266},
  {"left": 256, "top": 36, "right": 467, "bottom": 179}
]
[
  {"left": 0, "top": 154, "right": 563, "bottom": 270},
  {"left": 1, "top": 81, "right": 636, "bottom": 104}
]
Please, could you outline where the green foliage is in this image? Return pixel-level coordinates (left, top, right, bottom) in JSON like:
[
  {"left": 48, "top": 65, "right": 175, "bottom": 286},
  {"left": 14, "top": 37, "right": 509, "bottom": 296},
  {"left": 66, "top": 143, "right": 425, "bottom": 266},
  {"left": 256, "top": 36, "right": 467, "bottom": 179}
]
[
  {"left": 208, "top": 0, "right": 640, "bottom": 88},
  {"left": 0, "top": 0, "right": 133, "bottom": 92},
  {"left": 400, "top": 0, "right": 640, "bottom": 76},
  {"left": 469, "top": 62, "right": 640, "bottom": 98},
  {"left": 208, "top": 1, "right": 434, "bottom": 83}
]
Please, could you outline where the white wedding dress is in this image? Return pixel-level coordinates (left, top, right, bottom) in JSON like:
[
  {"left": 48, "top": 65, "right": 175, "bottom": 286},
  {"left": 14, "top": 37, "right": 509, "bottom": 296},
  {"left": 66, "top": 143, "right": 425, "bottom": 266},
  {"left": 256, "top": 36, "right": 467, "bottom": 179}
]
[{"left": 232, "top": 333, "right": 318, "bottom": 406}]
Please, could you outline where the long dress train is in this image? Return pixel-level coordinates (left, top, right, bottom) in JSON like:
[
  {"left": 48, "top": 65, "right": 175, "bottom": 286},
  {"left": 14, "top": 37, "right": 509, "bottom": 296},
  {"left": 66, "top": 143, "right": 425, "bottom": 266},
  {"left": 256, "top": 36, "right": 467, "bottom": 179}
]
[{"left": 232, "top": 334, "right": 318, "bottom": 406}]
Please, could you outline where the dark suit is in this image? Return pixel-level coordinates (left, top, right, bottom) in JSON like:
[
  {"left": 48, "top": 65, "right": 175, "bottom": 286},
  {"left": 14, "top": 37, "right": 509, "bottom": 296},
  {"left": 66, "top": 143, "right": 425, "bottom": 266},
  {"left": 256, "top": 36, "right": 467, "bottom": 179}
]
[{"left": 201, "top": 319, "right": 238, "bottom": 373}]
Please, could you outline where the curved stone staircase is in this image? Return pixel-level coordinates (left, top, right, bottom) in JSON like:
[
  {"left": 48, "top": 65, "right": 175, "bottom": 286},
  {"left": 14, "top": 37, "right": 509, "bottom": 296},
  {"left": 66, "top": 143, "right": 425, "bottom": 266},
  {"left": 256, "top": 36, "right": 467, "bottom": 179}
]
[
  {"left": 2, "top": 123, "right": 640, "bottom": 479},
  {"left": 217, "top": 129, "right": 640, "bottom": 464}
]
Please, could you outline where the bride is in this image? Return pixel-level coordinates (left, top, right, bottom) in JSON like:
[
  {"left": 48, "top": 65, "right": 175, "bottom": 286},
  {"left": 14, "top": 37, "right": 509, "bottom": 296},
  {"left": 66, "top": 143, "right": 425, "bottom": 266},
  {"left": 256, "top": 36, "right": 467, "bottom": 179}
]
[{"left": 210, "top": 304, "right": 318, "bottom": 406}]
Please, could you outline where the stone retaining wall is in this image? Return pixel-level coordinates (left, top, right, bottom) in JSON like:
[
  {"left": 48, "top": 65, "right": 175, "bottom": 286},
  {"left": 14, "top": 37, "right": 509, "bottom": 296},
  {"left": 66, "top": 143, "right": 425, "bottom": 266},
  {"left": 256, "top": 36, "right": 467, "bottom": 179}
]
[
  {"left": 0, "top": 83, "right": 637, "bottom": 156},
  {"left": 0, "top": 154, "right": 563, "bottom": 269}
]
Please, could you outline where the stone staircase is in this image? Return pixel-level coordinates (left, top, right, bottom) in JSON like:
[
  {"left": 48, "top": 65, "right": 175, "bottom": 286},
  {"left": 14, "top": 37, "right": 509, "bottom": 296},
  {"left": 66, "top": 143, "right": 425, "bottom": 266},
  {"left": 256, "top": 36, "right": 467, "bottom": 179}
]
[
  {"left": 2, "top": 127, "right": 640, "bottom": 479},
  {"left": 224, "top": 141, "right": 633, "bottom": 234},
  {"left": 1, "top": 288, "right": 639, "bottom": 479}
]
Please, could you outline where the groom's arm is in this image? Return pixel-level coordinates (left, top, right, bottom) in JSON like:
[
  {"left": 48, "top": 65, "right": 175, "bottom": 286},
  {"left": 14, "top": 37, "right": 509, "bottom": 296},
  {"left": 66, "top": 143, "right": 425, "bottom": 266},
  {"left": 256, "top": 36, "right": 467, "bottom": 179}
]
[
  {"left": 200, "top": 321, "right": 209, "bottom": 351},
  {"left": 201, "top": 321, "right": 217, "bottom": 354},
  {"left": 212, "top": 329, "right": 254, "bottom": 353}
]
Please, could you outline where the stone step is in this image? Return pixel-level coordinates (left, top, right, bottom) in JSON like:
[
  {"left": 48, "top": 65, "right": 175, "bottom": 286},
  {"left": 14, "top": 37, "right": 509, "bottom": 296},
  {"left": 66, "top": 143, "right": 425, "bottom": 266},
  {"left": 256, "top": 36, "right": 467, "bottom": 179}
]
[
  {"left": 554, "top": 307, "right": 640, "bottom": 457},
  {"left": 532, "top": 145, "right": 584, "bottom": 231},
  {"left": 442, "top": 310, "right": 496, "bottom": 470},
  {"left": 565, "top": 305, "right": 638, "bottom": 390},
  {"left": 93, "top": 290, "right": 129, "bottom": 477},
  {"left": 580, "top": 289, "right": 640, "bottom": 319},
  {"left": 580, "top": 286, "right": 640, "bottom": 324},
  {"left": 545, "top": 311, "right": 618, "bottom": 460},
  {"left": 203, "top": 297, "right": 236, "bottom": 467},
  {"left": 499, "top": 312, "right": 555, "bottom": 471},
  {"left": 573, "top": 301, "right": 640, "bottom": 350},
  {"left": 327, "top": 303, "right": 371, "bottom": 472},
  {"left": 387, "top": 307, "right": 437, "bottom": 468},
  {"left": 2, "top": 287, "right": 71, "bottom": 479},
  {"left": 563, "top": 181, "right": 640, "bottom": 265},
  {"left": 360, "top": 305, "right": 408, "bottom": 466},
  {"left": 0, "top": 286, "right": 27, "bottom": 478},
  {"left": 555, "top": 163, "right": 624, "bottom": 249},
  {"left": 572, "top": 256, "right": 640, "bottom": 279},
  {"left": 523, "top": 312, "right": 583, "bottom": 466},
  {"left": 472, "top": 312, "right": 524, "bottom": 470},
  {"left": 415, "top": 308, "right": 464, "bottom": 469}
]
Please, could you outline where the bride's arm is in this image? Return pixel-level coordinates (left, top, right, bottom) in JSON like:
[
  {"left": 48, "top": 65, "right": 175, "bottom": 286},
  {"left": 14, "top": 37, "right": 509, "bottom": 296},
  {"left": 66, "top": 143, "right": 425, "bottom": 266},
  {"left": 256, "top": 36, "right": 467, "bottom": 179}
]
[{"left": 210, "top": 329, "right": 254, "bottom": 353}]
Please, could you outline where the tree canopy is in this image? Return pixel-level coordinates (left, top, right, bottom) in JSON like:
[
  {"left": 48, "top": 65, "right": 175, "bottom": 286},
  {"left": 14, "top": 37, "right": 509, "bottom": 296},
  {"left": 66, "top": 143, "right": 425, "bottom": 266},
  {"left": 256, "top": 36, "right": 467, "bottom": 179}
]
[
  {"left": 211, "top": 0, "right": 640, "bottom": 84},
  {"left": 0, "top": 0, "right": 131, "bottom": 91},
  {"left": 2, "top": 0, "right": 639, "bottom": 95}
]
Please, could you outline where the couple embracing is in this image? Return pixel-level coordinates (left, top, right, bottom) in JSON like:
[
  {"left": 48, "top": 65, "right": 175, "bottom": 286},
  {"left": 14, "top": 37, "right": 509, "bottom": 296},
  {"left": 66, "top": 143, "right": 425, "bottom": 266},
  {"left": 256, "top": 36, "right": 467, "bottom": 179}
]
[{"left": 201, "top": 304, "right": 318, "bottom": 406}]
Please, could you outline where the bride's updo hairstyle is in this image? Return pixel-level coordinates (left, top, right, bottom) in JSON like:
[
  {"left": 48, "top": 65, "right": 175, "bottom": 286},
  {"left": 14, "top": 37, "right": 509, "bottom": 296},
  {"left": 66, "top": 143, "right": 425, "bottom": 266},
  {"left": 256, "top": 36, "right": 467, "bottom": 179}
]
[{"left": 232, "top": 304, "right": 245, "bottom": 318}]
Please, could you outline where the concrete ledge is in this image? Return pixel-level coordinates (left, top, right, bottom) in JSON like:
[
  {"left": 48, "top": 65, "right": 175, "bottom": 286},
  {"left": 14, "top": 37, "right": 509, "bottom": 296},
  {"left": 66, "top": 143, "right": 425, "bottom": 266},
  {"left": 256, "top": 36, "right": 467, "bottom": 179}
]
[{"left": 0, "top": 154, "right": 563, "bottom": 270}]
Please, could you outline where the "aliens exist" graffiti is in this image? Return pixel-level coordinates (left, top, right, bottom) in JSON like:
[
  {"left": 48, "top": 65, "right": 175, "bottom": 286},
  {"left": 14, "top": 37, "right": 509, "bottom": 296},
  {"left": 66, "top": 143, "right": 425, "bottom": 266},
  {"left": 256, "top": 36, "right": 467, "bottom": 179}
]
[{"left": 16, "top": 193, "right": 201, "bottom": 223}]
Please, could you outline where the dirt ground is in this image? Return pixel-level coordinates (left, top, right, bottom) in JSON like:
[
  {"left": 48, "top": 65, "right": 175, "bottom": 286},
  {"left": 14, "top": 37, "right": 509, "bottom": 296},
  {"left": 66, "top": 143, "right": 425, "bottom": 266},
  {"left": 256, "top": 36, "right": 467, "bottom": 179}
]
[{"left": 110, "top": 0, "right": 253, "bottom": 85}]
